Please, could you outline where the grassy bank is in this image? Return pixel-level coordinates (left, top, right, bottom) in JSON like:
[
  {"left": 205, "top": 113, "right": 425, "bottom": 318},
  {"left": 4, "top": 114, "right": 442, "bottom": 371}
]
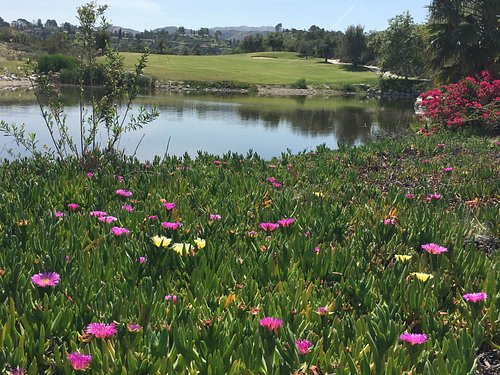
[
  {"left": 0, "top": 131, "right": 498, "bottom": 373},
  {"left": 122, "top": 52, "right": 379, "bottom": 87}
]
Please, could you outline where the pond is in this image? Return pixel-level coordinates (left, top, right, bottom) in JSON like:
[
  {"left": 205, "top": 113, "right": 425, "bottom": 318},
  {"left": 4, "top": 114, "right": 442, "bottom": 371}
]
[{"left": 0, "top": 89, "right": 417, "bottom": 160}]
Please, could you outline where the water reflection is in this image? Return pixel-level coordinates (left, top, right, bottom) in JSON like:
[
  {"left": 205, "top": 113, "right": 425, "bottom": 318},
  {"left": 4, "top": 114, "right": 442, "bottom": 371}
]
[{"left": 0, "top": 89, "right": 416, "bottom": 159}]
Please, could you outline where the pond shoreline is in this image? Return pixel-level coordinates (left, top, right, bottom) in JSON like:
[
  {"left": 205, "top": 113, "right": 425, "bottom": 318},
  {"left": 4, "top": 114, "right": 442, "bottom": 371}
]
[{"left": 0, "top": 76, "right": 421, "bottom": 99}]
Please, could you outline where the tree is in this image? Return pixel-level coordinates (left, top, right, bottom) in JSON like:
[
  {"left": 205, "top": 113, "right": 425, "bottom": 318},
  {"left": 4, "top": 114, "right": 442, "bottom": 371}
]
[
  {"left": 319, "top": 34, "right": 336, "bottom": 62},
  {"left": 427, "top": 0, "right": 500, "bottom": 82},
  {"left": 45, "top": 19, "right": 58, "bottom": 28},
  {"left": 177, "top": 26, "right": 185, "bottom": 35},
  {"left": 275, "top": 23, "right": 282, "bottom": 33},
  {"left": 265, "top": 32, "right": 284, "bottom": 51},
  {"left": 343, "top": 25, "right": 366, "bottom": 66},
  {"left": 198, "top": 27, "right": 209, "bottom": 37},
  {"left": 0, "top": 17, "right": 10, "bottom": 27},
  {"left": 377, "top": 12, "right": 424, "bottom": 79}
]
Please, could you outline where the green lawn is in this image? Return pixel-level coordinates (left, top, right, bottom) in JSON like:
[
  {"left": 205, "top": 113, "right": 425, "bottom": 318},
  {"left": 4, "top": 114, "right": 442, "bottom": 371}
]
[{"left": 122, "top": 52, "right": 379, "bottom": 86}]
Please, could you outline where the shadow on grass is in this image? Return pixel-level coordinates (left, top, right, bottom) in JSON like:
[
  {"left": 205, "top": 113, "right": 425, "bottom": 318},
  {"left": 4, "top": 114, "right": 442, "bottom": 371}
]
[{"left": 338, "top": 65, "right": 372, "bottom": 72}]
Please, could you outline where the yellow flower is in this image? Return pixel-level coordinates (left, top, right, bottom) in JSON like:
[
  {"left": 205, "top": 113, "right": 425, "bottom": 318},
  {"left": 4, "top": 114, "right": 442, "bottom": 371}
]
[
  {"left": 411, "top": 272, "right": 434, "bottom": 282},
  {"left": 171, "top": 243, "right": 194, "bottom": 255},
  {"left": 395, "top": 254, "right": 412, "bottom": 263},
  {"left": 313, "top": 192, "right": 325, "bottom": 197},
  {"left": 194, "top": 238, "right": 206, "bottom": 249},
  {"left": 151, "top": 235, "right": 172, "bottom": 248}
]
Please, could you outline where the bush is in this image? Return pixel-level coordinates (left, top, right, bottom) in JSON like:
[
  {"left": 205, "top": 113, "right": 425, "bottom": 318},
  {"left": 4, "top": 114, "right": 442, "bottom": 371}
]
[
  {"left": 379, "top": 78, "right": 432, "bottom": 93},
  {"left": 419, "top": 71, "right": 500, "bottom": 132},
  {"left": 290, "top": 78, "right": 307, "bottom": 89},
  {"left": 37, "top": 54, "right": 78, "bottom": 73}
]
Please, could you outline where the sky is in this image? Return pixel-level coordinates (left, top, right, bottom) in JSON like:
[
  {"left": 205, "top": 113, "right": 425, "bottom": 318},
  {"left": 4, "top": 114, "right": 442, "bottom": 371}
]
[{"left": 1, "top": 0, "right": 431, "bottom": 32}]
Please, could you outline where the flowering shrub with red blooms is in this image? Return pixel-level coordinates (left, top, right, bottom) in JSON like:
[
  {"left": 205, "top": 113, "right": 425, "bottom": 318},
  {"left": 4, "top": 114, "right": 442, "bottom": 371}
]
[{"left": 419, "top": 71, "right": 500, "bottom": 132}]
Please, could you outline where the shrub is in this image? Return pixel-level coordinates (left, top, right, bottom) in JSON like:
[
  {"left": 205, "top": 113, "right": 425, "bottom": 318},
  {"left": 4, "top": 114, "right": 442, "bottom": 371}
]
[
  {"left": 37, "top": 54, "right": 78, "bottom": 73},
  {"left": 419, "top": 71, "right": 500, "bottom": 132},
  {"left": 290, "top": 78, "right": 308, "bottom": 89}
]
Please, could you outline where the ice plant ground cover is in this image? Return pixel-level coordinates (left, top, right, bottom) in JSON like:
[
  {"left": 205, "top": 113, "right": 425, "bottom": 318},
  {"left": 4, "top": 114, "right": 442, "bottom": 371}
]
[{"left": 0, "top": 131, "right": 498, "bottom": 374}]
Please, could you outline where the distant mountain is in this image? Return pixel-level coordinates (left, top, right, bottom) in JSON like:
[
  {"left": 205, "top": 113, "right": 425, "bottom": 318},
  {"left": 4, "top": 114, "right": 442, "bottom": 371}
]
[
  {"left": 117, "top": 25, "right": 275, "bottom": 41},
  {"left": 209, "top": 26, "right": 275, "bottom": 41},
  {"left": 109, "top": 25, "right": 141, "bottom": 36}
]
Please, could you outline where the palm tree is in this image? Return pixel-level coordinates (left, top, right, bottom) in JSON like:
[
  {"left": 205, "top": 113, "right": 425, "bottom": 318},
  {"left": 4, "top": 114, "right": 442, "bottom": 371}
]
[{"left": 426, "top": 0, "right": 499, "bottom": 83}]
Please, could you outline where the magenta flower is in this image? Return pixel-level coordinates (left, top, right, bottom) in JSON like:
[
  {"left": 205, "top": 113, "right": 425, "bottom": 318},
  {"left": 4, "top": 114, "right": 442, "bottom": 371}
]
[
  {"left": 148, "top": 215, "right": 158, "bottom": 221},
  {"left": 463, "top": 292, "right": 487, "bottom": 302},
  {"left": 442, "top": 167, "right": 453, "bottom": 172},
  {"left": 110, "top": 226, "right": 130, "bottom": 236},
  {"left": 67, "top": 203, "right": 80, "bottom": 211},
  {"left": 122, "top": 205, "right": 134, "bottom": 212},
  {"left": 116, "top": 189, "right": 133, "bottom": 197},
  {"left": 67, "top": 352, "right": 92, "bottom": 370},
  {"left": 209, "top": 213, "right": 222, "bottom": 221},
  {"left": 426, "top": 193, "right": 442, "bottom": 202},
  {"left": 31, "top": 272, "right": 60, "bottom": 287},
  {"left": 421, "top": 243, "right": 448, "bottom": 254},
  {"left": 98, "top": 215, "right": 118, "bottom": 223},
  {"left": 65, "top": 255, "right": 70, "bottom": 262},
  {"left": 165, "top": 294, "right": 177, "bottom": 302},
  {"left": 90, "top": 210, "right": 108, "bottom": 217},
  {"left": 161, "top": 221, "right": 183, "bottom": 230},
  {"left": 405, "top": 193, "right": 415, "bottom": 199},
  {"left": 214, "top": 160, "right": 221, "bottom": 165},
  {"left": 259, "top": 317, "right": 283, "bottom": 333},
  {"left": 295, "top": 338, "right": 312, "bottom": 354},
  {"left": 259, "top": 222, "right": 279, "bottom": 232},
  {"left": 266, "top": 177, "right": 277, "bottom": 183},
  {"left": 164, "top": 202, "right": 176, "bottom": 210},
  {"left": 400, "top": 332, "right": 428, "bottom": 345},
  {"left": 86, "top": 172, "right": 93, "bottom": 179},
  {"left": 127, "top": 323, "right": 142, "bottom": 332},
  {"left": 383, "top": 218, "right": 395, "bottom": 225},
  {"left": 437, "top": 143, "right": 445, "bottom": 148},
  {"left": 272, "top": 182, "right": 282, "bottom": 188},
  {"left": 313, "top": 246, "right": 320, "bottom": 253},
  {"left": 316, "top": 306, "right": 328, "bottom": 315},
  {"left": 277, "top": 218, "right": 295, "bottom": 227},
  {"left": 136, "top": 256, "right": 146, "bottom": 264},
  {"left": 10, "top": 367, "right": 25, "bottom": 375},
  {"left": 86, "top": 323, "right": 117, "bottom": 339},
  {"left": 116, "top": 175, "right": 124, "bottom": 183}
]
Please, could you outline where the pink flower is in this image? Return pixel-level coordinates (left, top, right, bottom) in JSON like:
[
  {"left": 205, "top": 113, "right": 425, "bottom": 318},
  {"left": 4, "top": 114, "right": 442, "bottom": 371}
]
[
  {"left": 442, "top": 167, "right": 453, "bottom": 172},
  {"left": 421, "top": 243, "right": 448, "bottom": 254},
  {"left": 316, "top": 306, "right": 328, "bottom": 315},
  {"left": 266, "top": 177, "right": 277, "bottom": 183},
  {"left": 65, "top": 255, "right": 70, "bottom": 262},
  {"left": 86, "top": 323, "right": 117, "bottom": 339},
  {"left": 295, "top": 338, "right": 312, "bottom": 354},
  {"left": 277, "top": 218, "right": 295, "bottom": 227},
  {"left": 86, "top": 172, "right": 93, "bottom": 179},
  {"left": 437, "top": 143, "right": 445, "bottom": 148},
  {"left": 259, "top": 317, "right": 283, "bottom": 333},
  {"left": 90, "top": 210, "right": 108, "bottom": 217},
  {"left": 122, "top": 205, "right": 134, "bottom": 212},
  {"left": 137, "top": 256, "right": 146, "bottom": 264},
  {"left": 259, "top": 222, "right": 279, "bottom": 232},
  {"left": 148, "top": 215, "right": 158, "bottom": 221},
  {"left": 214, "top": 160, "right": 221, "bottom": 165},
  {"left": 67, "top": 352, "right": 92, "bottom": 370},
  {"left": 116, "top": 189, "right": 133, "bottom": 197},
  {"left": 313, "top": 246, "right": 320, "bottom": 254},
  {"left": 110, "top": 226, "right": 130, "bottom": 236},
  {"left": 67, "top": 203, "right": 80, "bottom": 211},
  {"left": 383, "top": 218, "right": 395, "bottom": 225},
  {"left": 405, "top": 193, "right": 415, "bottom": 199},
  {"left": 161, "top": 221, "right": 183, "bottom": 230},
  {"left": 164, "top": 202, "right": 176, "bottom": 210},
  {"left": 127, "top": 323, "right": 142, "bottom": 332},
  {"left": 463, "top": 292, "right": 487, "bottom": 302},
  {"left": 98, "top": 215, "right": 118, "bottom": 223},
  {"left": 272, "top": 182, "right": 282, "bottom": 188},
  {"left": 165, "top": 294, "right": 177, "bottom": 302},
  {"left": 400, "top": 332, "right": 428, "bottom": 345},
  {"left": 116, "top": 175, "right": 124, "bottom": 183},
  {"left": 426, "top": 193, "right": 442, "bottom": 202},
  {"left": 9, "top": 367, "right": 25, "bottom": 375},
  {"left": 31, "top": 272, "right": 60, "bottom": 287},
  {"left": 55, "top": 211, "right": 65, "bottom": 218},
  {"left": 304, "top": 231, "right": 311, "bottom": 237},
  {"left": 209, "top": 213, "right": 221, "bottom": 221}
]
